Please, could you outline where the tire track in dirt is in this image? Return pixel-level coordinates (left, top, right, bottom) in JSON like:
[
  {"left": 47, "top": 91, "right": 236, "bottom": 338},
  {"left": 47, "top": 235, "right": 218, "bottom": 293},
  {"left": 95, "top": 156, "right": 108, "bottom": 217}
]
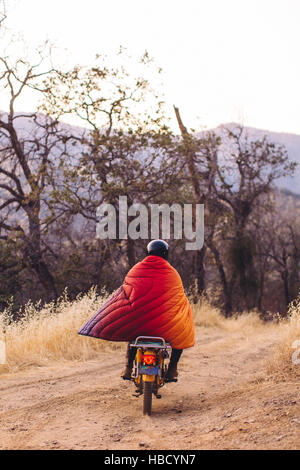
[{"left": 0, "top": 327, "right": 299, "bottom": 450}]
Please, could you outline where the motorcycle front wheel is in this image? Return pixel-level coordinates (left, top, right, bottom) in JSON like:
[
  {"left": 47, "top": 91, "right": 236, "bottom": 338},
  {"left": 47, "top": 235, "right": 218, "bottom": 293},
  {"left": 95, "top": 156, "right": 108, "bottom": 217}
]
[{"left": 143, "top": 380, "right": 153, "bottom": 416}]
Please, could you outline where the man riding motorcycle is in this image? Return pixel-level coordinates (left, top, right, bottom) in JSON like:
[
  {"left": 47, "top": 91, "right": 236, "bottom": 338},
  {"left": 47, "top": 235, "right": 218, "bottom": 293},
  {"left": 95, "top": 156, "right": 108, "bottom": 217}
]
[
  {"left": 79, "top": 239, "right": 195, "bottom": 382},
  {"left": 121, "top": 240, "right": 186, "bottom": 382}
]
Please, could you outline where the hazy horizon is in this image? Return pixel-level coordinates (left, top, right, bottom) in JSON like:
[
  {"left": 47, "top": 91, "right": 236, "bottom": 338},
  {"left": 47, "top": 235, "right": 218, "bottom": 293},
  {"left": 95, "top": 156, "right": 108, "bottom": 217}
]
[{"left": 2, "top": 0, "right": 300, "bottom": 136}]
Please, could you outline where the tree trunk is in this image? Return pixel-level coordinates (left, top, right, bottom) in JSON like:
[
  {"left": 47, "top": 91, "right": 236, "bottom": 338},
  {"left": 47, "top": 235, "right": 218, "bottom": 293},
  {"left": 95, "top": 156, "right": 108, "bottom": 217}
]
[
  {"left": 30, "top": 255, "right": 57, "bottom": 302},
  {"left": 126, "top": 238, "right": 136, "bottom": 268},
  {"left": 195, "top": 246, "right": 206, "bottom": 294},
  {"left": 173, "top": 105, "right": 206, "bottom": 296},
  {"left": 257, "top": 271, "right": 264, "bottom": 313},
  {"left": 281, "top": 269, "right": 290, "bottom": 307},
  {"left": 207, "top": 240, "right": 233, "bottom": 317},
  {"left": 25, "top": 203, "right": 57, "bottom": 301}
]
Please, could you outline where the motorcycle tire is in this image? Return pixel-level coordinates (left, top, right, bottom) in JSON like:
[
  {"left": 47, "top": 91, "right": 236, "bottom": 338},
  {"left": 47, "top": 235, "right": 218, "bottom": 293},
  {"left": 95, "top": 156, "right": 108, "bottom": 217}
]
[{"left": 143, "top": 380, "right": 153, "bottom": 416}]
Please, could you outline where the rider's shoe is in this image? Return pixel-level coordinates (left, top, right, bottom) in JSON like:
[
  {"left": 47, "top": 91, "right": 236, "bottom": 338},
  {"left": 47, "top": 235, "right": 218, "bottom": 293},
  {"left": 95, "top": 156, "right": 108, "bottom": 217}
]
[
  {"left": 121, "top": 343, "right": 136, "bottom": 380},
  {"left": 121, "top": 365, "right": 133, "bottom": 381},
  {"left": 165, "top": 366, "right": 178, "bottom": 382}
]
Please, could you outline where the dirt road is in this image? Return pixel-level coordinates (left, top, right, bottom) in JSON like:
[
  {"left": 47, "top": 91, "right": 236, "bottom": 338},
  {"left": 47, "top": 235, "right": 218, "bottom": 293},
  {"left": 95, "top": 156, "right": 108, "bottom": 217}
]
[{"left": 0, "top": 325, "right": 299, "bottom": 450}]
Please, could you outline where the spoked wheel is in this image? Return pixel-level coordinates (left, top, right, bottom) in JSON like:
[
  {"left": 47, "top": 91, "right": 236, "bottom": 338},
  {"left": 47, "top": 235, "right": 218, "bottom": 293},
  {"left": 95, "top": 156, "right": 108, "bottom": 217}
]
[{"left": 143, "top": 381, "right": 153, "bottom": 416}]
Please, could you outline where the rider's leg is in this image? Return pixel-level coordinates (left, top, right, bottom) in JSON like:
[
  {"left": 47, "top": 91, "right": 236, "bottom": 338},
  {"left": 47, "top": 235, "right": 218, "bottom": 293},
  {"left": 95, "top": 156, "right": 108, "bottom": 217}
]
[
  {"left": 165, "top": 348, "right": 183, "bottom": 380},
  {"left": 121, "top": 342, "right": 136, "bottom": 380}
]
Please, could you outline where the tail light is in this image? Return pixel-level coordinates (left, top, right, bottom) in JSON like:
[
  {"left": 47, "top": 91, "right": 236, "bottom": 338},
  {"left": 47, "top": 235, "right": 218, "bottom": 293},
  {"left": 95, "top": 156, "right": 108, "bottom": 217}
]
[{"left": 142, "top": 354, "right": 156, "bottom": 365}]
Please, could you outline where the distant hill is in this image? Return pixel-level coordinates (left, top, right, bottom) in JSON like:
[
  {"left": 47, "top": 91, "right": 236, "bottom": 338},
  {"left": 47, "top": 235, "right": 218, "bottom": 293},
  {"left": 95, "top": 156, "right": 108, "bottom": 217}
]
[
  {"left": 1, "top": 113, "right": 299, "bottom": 194},
  {"left": 212, "top": 123, "right": 300, "bottom": 194}
]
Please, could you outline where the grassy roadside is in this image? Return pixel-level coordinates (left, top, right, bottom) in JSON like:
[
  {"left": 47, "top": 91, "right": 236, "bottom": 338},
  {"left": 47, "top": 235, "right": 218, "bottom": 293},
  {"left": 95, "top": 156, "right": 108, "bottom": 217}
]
[{"left": 0, "top": 289, "right": 299, "bottom": 383}]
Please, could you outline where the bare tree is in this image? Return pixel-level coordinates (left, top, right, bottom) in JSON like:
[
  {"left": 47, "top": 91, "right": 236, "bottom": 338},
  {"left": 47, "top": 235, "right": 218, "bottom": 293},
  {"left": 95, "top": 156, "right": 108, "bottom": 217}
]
[
  {"left": 0, "top": 1, "right": 6, "bottom": 27},
  {"left": 254, "top": 193, "right": 300, "bottom": 309},
  {"left": 0, "top": 48, "right": 74, "bottom": 301},
  {"left": 40, "top": 51, "right": 182, "bottom": 269},
  {"left": 173, "top": 106, "right": 220, "bottom": 296},
  {"left": 209, "top": 125, "right": 297, "bottom": 312}
]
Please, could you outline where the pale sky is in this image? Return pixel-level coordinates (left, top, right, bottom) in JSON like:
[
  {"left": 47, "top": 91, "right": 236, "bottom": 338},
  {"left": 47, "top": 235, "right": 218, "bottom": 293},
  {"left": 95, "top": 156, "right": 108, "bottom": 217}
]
[{"left": 3, "top": 0, "right": 300, "bottom": 134}]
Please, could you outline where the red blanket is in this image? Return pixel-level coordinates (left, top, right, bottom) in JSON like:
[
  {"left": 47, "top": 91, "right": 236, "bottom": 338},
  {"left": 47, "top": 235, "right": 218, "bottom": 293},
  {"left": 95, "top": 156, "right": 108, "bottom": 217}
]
[{"left": 78, "top": 255, "right": 195, "bottom": 349}]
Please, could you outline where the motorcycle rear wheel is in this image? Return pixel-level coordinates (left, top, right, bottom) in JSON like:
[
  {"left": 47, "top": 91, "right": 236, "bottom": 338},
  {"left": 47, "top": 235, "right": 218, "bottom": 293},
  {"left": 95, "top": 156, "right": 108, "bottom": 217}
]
[{"left": 143, "top": 381, "right": 153, "bottom": 415}]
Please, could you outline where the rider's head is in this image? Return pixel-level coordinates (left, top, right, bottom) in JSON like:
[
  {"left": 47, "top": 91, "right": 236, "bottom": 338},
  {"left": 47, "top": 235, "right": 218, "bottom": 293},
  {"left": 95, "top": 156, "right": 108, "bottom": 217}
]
[{"left": 146, "top": 239, "right": 169, "bottom": 260}]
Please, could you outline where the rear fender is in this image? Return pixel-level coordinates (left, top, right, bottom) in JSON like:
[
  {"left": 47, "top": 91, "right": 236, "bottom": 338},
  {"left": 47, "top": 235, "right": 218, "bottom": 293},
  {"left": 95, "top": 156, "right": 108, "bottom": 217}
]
[{"left": 142, "top": 374, "right": 156, "bottom": 382}]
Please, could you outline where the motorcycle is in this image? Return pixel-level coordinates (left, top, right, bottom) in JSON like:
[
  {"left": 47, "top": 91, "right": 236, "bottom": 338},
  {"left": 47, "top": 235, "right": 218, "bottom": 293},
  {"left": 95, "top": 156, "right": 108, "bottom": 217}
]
[{"left": 129, "top": 335, "right": 176, "bottom": 416}]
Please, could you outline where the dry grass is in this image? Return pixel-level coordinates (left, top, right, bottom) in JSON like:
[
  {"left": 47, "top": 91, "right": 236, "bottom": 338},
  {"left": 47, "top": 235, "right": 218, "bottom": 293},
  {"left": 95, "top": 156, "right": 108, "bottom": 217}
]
[
  {"left": 0, "top": 287, "right": 124, "bottom": 372},
  {"left": 0, "top": 289, "right": 299, "bottom": 379},
  {"left": 265, "top": 294, "right": 300, "bottom": 382},
  {"left": 193, "top": 294, "right": 300, "bottom": 384},
  {"left": 193, "top": 297, "right": 264, "bottom": 332}
]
